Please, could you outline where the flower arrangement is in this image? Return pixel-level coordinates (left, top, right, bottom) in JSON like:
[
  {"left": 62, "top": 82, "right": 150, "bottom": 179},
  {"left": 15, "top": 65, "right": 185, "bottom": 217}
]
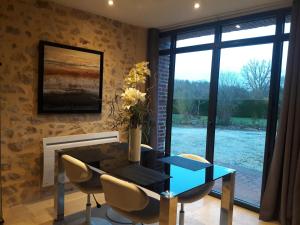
[{"left": 111, "top": 61, "right": 151, "bottom": 129}]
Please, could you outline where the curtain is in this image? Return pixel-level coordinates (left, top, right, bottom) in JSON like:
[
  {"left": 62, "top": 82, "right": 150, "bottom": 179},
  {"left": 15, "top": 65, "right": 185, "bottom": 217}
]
[{"left": 260, "top": 1, "right": 300, "bottom": 225}]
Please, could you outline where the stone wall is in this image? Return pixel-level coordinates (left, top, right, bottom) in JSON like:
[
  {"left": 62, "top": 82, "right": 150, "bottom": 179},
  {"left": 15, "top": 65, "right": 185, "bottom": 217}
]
[{"left": 0, "top": 0, "right": 147, "bottom": 206}]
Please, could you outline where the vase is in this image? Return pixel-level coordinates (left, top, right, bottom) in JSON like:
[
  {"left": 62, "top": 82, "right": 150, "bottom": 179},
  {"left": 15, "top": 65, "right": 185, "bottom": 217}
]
[{"left": 128, "top": 125, "right": 142, "bottom": 162}]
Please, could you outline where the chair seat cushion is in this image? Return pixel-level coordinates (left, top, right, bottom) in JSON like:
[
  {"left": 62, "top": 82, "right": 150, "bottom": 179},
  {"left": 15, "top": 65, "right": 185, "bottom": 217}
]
[
  {"left": 113, "top": 196, "right": 160, "bottom": 224},
  {"left": 178, "top": 182, "right": 214, "bottom": 203}
]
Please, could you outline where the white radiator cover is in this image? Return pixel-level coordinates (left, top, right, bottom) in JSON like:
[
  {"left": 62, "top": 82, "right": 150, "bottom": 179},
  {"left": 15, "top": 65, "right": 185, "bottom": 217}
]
[{"left": 42, "top": 131, "right": 119, "bottom": 187}]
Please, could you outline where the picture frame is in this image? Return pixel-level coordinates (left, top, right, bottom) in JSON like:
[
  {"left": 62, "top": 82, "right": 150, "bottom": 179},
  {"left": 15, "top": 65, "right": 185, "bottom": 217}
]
[{"left": 38, "top": 40, "right": 104, "bottom": 113}]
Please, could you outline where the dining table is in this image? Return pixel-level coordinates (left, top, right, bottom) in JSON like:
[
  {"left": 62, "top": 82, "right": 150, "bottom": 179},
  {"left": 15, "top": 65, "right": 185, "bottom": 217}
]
[{"left": 54, "top": 142, "right": 236, "bottom": 225}]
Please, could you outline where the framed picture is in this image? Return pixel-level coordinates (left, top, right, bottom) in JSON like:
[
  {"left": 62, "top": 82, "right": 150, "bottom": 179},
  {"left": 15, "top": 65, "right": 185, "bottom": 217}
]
[{"left": 38, "top": 40, "right": 104, "bottom": 113}]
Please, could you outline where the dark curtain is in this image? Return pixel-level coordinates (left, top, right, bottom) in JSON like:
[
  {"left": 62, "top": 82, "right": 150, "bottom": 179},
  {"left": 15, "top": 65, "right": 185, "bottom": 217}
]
[
  {"left": 260, "top": 1, "right": 300, "bottom": 225},
  {"left": 0, "top": 108, "right": 3, "bottom": 222}
]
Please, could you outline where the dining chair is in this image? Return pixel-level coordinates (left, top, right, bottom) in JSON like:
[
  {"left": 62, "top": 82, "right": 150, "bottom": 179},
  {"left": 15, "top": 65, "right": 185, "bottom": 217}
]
[
  {"left": 62, "top": 154, "right": 111, "bottom": 225},
  {"left": 105, "top": 143, "right": 155, "bottom": 224},
  {"left": 141, "top": 144, "right": 153, "bottom": 150},
  {"left": 100, "top": 174, "right": 160, "bottom": 225},
  {"left": 178, "top": 154, "right": 215, "bottom": 225}
]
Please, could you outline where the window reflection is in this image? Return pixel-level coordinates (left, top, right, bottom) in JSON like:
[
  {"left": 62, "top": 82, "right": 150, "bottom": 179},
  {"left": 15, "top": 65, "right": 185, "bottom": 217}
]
[
  {"left": 222, "top": 18, "right": 276, "bottom": 41},
  {"left": 177, "top": 29, "right": 215, "bottom": 47}
]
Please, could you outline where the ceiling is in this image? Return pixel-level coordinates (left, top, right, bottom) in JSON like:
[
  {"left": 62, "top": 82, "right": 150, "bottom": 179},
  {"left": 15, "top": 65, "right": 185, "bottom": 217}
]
[{"left": 50, "top": 0, "right": 292, "bottom": 30}]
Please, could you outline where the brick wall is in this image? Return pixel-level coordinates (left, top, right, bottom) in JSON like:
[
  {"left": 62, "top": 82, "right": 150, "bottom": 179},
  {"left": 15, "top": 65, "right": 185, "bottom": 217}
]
[{"left": 157, "top": 55, "right": 170, "bottom": 151}]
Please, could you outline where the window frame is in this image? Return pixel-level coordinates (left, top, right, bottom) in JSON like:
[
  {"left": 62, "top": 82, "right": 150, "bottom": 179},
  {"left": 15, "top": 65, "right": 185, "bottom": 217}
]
[{"left": 159, "top": 7, "right": 291, "bottom": 211}]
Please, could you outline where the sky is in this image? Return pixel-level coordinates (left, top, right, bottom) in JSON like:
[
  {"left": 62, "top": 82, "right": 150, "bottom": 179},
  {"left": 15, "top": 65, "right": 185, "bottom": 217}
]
[{"left": 174, "top": 23, "right": 290, "bottom": 82}]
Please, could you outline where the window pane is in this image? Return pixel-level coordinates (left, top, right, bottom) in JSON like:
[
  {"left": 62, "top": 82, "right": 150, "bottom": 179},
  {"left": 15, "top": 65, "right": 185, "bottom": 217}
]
[
  {"left": 214, "top": 44, "right": 273, "bottom": 206},
  {"left": 222, "top": 18, "right": 276, "bottom": 41},
  {"left": 278, "top": 41, "right": 289, "bottom": 121},
  {"left": 171, "top": 51, "right": 213, "bottom": 157},
  {"left": 176, "top": 29, "right": 215, "bottom": 48},
  {"left": 284, "top": 15, "right": 291, "bottom": 34},
  {"left": 159, "top": 36, "right": 171, "bottom": 50}
]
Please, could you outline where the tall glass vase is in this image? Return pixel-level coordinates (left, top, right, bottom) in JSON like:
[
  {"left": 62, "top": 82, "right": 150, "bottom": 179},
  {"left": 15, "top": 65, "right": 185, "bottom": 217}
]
[{"left": 128, "top": 125, "right": 142, "bottom": 162}]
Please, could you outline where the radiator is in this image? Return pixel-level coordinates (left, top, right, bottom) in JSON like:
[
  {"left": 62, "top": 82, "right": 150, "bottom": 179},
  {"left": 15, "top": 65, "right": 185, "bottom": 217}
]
[{"left": 42, "top": 131, "right": 119, "bottom": 187}]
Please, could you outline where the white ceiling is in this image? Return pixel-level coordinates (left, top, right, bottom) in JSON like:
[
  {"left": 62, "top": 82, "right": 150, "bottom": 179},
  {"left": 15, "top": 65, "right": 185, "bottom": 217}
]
[{"left": 50, "top": 0, "right": 292, "bottom": 29}]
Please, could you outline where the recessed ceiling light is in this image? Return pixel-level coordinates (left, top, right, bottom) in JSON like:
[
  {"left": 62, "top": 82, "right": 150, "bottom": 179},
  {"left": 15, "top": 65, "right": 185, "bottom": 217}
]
[
  {"left": 194, "top": 2, "right": 200, "bottom": 9},
  {"left": 235, "top": 24, "right": 241, "bottom": 29},
  {"left": 108, "top": 0, "right": 114, "bottom": 6}
]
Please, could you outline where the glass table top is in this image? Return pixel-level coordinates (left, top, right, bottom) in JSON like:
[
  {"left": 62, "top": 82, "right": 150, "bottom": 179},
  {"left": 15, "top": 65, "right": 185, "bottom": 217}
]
[
  {"left": 65, "top": 142, "right": 235, "bottom": 197},
  {"left": 165, "top": 163, "right": 234, "bottom": 197}
]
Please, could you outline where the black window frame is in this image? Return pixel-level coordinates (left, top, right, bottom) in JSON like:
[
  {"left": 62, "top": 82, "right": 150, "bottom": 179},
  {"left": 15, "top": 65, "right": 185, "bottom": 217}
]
[{"left": 159, "top": 7, "right": 291, "bottom": 211}]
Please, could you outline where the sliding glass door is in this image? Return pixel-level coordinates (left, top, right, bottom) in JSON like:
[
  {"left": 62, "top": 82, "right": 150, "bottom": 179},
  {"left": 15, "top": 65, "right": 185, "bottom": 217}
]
[
  {"left": 214, "top": 44, "right": 273, "bottom": 206},
  {"left": 171, "top": 51, "right": 213, "bottom": 157}
]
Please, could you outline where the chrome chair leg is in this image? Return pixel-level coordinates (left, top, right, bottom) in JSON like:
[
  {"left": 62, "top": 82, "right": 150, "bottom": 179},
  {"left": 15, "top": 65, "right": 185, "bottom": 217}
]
[
  {"left": 85, "top": 194, "right": 113, "bottom": 225},
  {"left": 106, "top": 207, "right": 132, "bottom": 224},
  {"left": 86, "top": 194, "right": 92, "bottom": 225},
  {"left": 179, "top": 203, "right": 185, "bottom": 225}
]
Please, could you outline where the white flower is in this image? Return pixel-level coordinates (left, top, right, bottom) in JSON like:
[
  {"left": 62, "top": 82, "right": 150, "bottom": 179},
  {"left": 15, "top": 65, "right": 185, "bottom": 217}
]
[
  {"left": 121, "top": 88, "right": 146, "bottom": 110},
  {"left": 124, "top": 61, "right": 151, "bottom": 87}
]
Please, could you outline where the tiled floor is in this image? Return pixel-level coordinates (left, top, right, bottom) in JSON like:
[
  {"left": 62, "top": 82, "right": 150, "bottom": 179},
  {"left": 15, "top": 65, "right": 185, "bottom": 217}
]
[{"left": 2, "top": 191, "right": 279, "bottom": 225}]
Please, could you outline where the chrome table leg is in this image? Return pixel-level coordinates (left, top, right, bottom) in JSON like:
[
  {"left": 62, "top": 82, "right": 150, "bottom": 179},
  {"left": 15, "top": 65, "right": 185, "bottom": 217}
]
[
  {"left": 179, "top": 203, "right": 184, "bottom": 225},
  {"left": 54, "top": 150, "right": 65, "bottom": 221},
  {"left": 220, "top": 172, "right": 235, "bottom": 225},
  {"left": 159, "top": 194, "right": 178, "bottom": 225}
]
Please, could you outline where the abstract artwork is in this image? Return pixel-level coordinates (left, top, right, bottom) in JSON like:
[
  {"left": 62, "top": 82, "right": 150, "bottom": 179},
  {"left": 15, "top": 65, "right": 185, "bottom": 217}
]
[{"left": 38, "top": 41, "right": 103, "bottom": 113}]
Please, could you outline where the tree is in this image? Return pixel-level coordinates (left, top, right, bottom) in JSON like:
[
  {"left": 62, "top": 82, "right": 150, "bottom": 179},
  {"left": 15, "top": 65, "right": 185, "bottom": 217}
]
[
  {"left": 241, "top": 59, "right": 271, "bottom": 99},
  {"left": 217, "top": 72, "right": 245, "bottom": 125},
  {"left": 173, "top": 80, "right": 210, "bottom": 100},
  {"left": 173, "top": 80, "right": 210, "bottom": 117},
  {"left": 219, "top": 71, "right": 240, "bottom": 88}
]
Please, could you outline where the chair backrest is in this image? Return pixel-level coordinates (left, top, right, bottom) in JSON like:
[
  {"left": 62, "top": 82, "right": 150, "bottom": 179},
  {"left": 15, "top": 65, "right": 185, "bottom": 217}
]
[
  {"left": 179, "top": 153, "right": 210, "bottom": 163},
  {"left": 100, "top": 174, "right": 149, "bottom": 212},
  {"left": 62, "top": 154, "right": 92, "bottom": 183},
  {"left": 141, "top": 144, "right": 153, "bottom": 150}
]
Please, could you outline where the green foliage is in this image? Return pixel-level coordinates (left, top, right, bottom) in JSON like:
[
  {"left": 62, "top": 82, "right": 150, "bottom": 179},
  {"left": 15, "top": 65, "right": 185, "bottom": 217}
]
[
  {"left": 173, "top": 99, "right": 208, "bottom": 116},
  {"left": 233, "top": 100, "right": 268, "bottom": 119},
  {"left": 174, "top": 80, "right": 210, "bottom": 100},
  {"left": 172, "top": 114, "right": 267, "bottom": 129},
  {"left": 172, "top": 114, "right": 208, "bottom": 126},
  {"left": 173, "top": 99, "right": 267, "bottom": 118}
]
